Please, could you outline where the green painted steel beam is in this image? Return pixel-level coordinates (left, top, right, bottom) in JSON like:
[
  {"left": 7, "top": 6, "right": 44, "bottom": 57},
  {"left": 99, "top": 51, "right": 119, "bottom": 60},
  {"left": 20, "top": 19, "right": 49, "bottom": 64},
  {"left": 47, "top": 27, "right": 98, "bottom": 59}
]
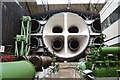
[
  {"left": 15, "top": 16, "right": 31, "bottom": 56},
  {"left": 0, "top": 61, "right": 36, "bottom": 79}
]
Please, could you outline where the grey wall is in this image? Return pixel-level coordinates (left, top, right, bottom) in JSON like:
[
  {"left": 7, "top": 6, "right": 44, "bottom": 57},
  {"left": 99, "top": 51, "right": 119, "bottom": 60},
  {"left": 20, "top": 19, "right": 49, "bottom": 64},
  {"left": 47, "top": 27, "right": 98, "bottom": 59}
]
[{"left": 2, "top": 1, "right": 27, "bottom": 49}]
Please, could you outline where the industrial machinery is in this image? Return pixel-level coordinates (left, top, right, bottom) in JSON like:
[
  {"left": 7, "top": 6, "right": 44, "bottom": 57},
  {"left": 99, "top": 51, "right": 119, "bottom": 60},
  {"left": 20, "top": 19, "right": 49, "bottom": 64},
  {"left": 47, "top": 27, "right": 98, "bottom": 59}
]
[
  {"left": 77, "top": 34, "right": 120, "bottom": 79},
  {"left": 15, "top": 16, "right": 31, "bottom": 56},
  {"left": 43, "top": 12, "right": 90, "bottom": 60},
  {"left": 3, "top": 9, "right": 119, "bottom": 79},
  {"left": 29, "top": 55, "right": 52, "bottom": 70},
  {"left": 30, "top": 9, "right": 101, "bottom": 61},
  {"left": 0, "top": 16, "right": 53, "bottom": 79}
]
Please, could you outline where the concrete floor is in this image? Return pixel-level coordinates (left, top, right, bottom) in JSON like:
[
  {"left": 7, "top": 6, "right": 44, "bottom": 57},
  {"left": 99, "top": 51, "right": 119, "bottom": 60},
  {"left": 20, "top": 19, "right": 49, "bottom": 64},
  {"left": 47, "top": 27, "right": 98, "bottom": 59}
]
[
  {"left": 43, "top": 62, "right": 85, "bottom": 80},
  {"left": 50, "top": 68, "right": 80, "bottom": 78},
  {"left": 36, "top": 62, "right": 119, "bottom": 80}
]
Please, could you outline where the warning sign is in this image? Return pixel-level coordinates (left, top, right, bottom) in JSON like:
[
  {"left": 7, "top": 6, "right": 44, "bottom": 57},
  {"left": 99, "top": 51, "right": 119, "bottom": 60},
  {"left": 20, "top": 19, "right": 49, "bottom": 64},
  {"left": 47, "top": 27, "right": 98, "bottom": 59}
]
[{"left": 0, "top": 45, "right": 5, "bottom": 52}]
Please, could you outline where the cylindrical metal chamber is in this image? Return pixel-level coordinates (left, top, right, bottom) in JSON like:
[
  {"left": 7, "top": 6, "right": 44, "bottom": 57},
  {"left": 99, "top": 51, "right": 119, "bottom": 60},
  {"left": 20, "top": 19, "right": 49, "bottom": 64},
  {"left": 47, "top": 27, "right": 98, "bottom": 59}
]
[
  {"left": 42, "top": 12, "right": 90, "bottom": 60},
  {"left": 0, "top": 61, "right": 36, "bottom": 79},
  {"left": 29, "top": 55, "right": 52, "bottom": 70},
  {"left": 68, "top": 39, "right": 80, "bottom": 51},
  {"left": 31, "top": 20, "right": 40, "bottom": 33},
  {"left": 52, "top": 39, "right": 63, "bottom": 51},
  {"left": 92, "top": 19, "right": 101, "bottom": 32},
  {"left": 30, "top": 37, "right": 39, "bottom": 50}
]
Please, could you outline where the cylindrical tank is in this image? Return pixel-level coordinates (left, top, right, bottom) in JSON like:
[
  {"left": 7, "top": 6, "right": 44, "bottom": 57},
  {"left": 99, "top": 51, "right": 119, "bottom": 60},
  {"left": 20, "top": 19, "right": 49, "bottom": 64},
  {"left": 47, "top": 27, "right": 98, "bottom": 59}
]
[
  {"left": 42, "top": 12, "right": 90, "bottom": 60},
  {"left": 31, "top": 19, "right": 40, "bottom": 33},
  {"left": 68, "top": 39, "right": 80, "bottom": 51},
  {"left": 29, "top": 55, "right": 42, "bottom": 70},
  {"left": 30, "top": 37, "right": 39, "bottom": 50},
  {"left": 0, "top": 61, "right": 36, "bottom": 79},
  {"left": 29, "top": 55, "right": 52, "bottom": 70},
  {"left": 52, "top": 39, "right": 63, "bottom": 51},
  {"left": 100, "top": 47, "right": 120, "bottom": 55},
  {"left": 92, "top": 19, "right": 101, "bottom": 32}
]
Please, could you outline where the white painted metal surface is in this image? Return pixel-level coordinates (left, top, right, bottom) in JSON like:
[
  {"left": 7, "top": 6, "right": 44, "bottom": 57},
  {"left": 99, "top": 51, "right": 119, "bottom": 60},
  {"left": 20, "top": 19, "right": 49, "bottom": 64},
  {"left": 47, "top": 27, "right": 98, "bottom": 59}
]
[
  {"left": 102, "top": 19, "right": 120, "bottom": 41},
  {"left": 42, "top": 12, "right": 90, "bottom": 58},
  {"left": 100, "top": 0, "right": 119, "bottom": 22}
]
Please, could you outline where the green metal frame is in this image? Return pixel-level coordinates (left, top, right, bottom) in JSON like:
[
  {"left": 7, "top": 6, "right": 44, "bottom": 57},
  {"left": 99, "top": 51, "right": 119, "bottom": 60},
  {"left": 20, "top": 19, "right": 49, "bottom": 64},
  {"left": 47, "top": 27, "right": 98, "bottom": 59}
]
[
  {"left": 77, "top": 33, "right": 120, "bottom": 78},
  {"left": 15, "top": 16, "right": 31, "bottom": 56}
]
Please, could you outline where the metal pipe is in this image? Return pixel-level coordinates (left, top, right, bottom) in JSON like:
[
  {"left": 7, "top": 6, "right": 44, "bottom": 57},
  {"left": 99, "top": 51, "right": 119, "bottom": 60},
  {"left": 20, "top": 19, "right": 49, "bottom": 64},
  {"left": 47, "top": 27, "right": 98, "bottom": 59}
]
[
  {"left": 41, "top": 56, "right": 52, "bottom": 66},
  {"left": 29, "top": 56, "right": 52, "bottom": 70},
  {"left": 31, "top": 20, "right": 40, "bottom": 33},
  {"left": 30, "top": 37, "right": 39, "bottom": 50},
  {"left": 94, "top": 37, "right": 100, "bottom": 48},
  {"left": 68, "top": 26, "right": 79, "bottom": 33},
  {"left": 92, "top": 19, "right": 101, "bottom": 32},
  {"left": 52, "top": 39, "right": 63, "bottom": 51},
  {"left": 94, "top": 37, "right": 100, "bottom": 43},
  {"left": 29, "top": 55, "right": 42, "bottom": 70},
  {"left": 69, "top": 39, "right": 80, "bottom": 51},
  {"left": 52, "top": 26, "right": 63, "bottom": 33},
  {"left": 0, "top": 61, "right": 36, "bottom": 79},
  {"left": 100, "top": 47, "right": 120, "bottom": 55}
]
